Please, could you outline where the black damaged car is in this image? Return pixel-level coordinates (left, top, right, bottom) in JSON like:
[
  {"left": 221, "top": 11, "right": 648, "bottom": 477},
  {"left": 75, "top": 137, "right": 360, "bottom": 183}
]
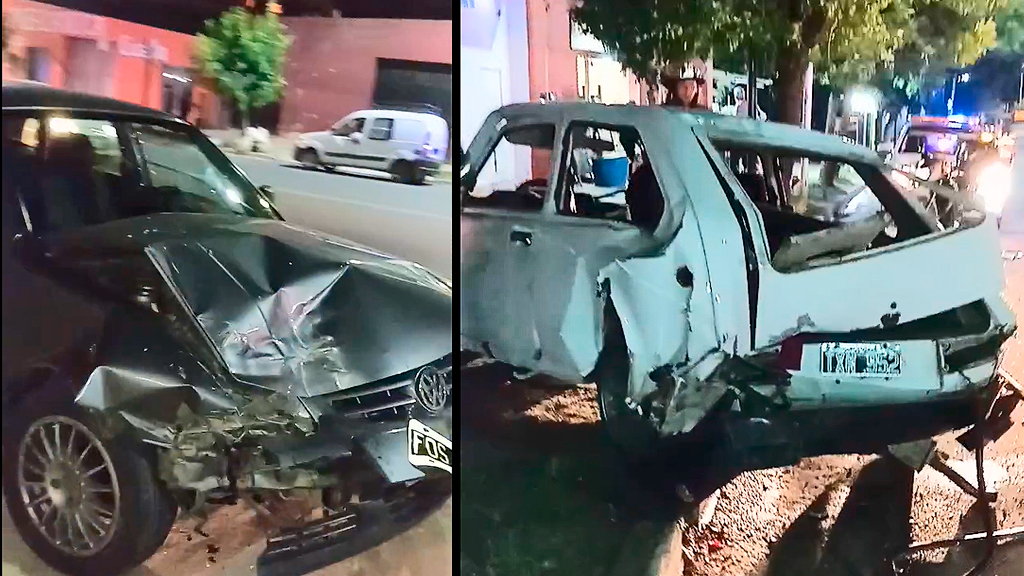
[{"left": 1, "top": 83, "right": 452, "bottom": 576}]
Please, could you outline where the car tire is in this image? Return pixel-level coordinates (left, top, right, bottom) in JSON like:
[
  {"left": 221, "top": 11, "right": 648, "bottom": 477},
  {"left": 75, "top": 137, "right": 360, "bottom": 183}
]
[
  {"left": 297, "top": 148, "right": 321, "bottom": 169},
  {"left": 392, "top": 160, "right": 417, "bottom": 184},
  {"left": 2, "top": 377, "right": 178, "bottom": 576},
  {"left": 594, "top": 307, "right": 662, "bottom": 460}
]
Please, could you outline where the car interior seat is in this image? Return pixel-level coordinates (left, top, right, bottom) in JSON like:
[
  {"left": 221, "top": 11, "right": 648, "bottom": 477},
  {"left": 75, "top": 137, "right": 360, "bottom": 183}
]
[
  {"left": 624, "top": 153, "right": 665, "bottom": 232},
  {"left": 40, "top": 135, "right": 105, "bottom": 231}
]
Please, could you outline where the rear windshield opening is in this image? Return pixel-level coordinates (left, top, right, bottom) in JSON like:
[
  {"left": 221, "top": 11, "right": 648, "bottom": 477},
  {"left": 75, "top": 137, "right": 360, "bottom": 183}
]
[{"left": 711, "top": 143, "right": 960, "bottom": 272}]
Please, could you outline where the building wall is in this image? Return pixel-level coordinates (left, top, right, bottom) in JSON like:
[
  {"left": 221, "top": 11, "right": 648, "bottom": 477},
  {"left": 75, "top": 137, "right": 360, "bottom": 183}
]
[
  {"left": 461, "top": 0, "right": 531, "bottom": 184},
  {"left": 577, "top": 53, "right": 643, "bottom": 105},
  {"left": 2, "top": 0, "right": 221, "bottom": 125},
  {"left": 278, "top": 17, "right": 452, "bottom": 134},
  {"left": 524, "top": 0, "right": 575, "bottom": 102}
]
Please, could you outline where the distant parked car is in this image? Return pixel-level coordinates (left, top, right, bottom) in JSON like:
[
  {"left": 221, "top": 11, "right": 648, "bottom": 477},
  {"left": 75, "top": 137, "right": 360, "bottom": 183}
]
[{"left": 294, "top": 107, "right": 449, "bottom": 184}]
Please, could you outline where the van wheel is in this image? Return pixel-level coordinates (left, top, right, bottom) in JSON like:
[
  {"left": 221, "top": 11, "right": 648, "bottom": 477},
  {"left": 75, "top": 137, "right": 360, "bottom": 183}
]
[
  {"left": 595, "top": 308, "right": 662, "bottom": 460},
  {"left": 2, "top": 379, "right": 177, "bottom": 576},
  {"left": 297, "top": 148, "right": 321, "bottom": 169},
  {"left": 392, "top": 160, "right": 417, "bottom": 184}
]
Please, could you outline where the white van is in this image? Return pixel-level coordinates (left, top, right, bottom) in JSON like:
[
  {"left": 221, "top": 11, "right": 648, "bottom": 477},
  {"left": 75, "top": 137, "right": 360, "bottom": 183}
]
[{"left": 294, "top": 107, "right": 449, "bottom": 184}]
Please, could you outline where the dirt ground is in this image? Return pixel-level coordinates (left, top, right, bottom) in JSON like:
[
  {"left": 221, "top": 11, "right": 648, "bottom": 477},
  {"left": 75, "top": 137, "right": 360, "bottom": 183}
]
[
  {"left": 460, "top": 234, "right": 1024, "bottom": 576},
  {"left": 2, "top": 499, "right": 452, "bottom": 576}
]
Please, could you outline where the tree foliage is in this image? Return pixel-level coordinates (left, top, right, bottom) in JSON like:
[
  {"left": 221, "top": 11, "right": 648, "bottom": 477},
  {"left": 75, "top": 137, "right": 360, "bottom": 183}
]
[
  {"left": 194, "top": 7, "right": 291, "bottom": 126},
  {"left": 995, "top": 2, "right": 1024, "bottom": 53},
  {"left": 572, "top": 0, "right": 1007, "bottom": 124}
]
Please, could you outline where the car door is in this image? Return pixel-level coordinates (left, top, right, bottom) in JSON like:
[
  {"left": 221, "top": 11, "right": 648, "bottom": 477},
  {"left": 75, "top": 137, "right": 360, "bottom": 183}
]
[
  {"left": 1, "top": 113, "right": 119, "bottom": 384},
  {"left": 323, "top": 115, "right": 367, "bottom": 168},
  {"left": 524, "top": 121, "right": 681, "bottom": 382},
  {"left": 365, "top": 115, "right": 398, "bottom": 170},
  {"left": 460, "top": 115, "right": 560, "bottom": 369}
]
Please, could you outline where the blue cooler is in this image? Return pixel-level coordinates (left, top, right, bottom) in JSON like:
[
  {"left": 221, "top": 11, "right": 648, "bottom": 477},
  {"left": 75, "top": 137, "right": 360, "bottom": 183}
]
[{"left": 593, "top": 156, "right": 629, "bottom": 188}]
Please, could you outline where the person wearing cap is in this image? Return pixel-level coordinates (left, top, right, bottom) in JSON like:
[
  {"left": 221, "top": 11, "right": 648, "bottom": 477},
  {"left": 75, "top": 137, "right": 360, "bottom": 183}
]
[{"left": 661, "top": 62, "right": 708, "bottom": 110}]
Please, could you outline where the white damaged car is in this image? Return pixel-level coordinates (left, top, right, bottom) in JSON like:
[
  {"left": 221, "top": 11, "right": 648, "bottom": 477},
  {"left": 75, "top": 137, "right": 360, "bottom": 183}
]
[{"left": 459, "top": 102, "right": 1016, "bottom": 467}]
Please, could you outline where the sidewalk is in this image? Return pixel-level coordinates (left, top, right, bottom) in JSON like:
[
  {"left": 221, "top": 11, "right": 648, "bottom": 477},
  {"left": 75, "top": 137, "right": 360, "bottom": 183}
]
[{"left": 204, "top": 129, "right": 295, "bottom": 162}]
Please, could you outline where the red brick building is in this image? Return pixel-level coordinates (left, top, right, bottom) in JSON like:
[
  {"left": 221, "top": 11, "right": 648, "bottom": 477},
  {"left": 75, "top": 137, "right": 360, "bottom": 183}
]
[
  {"left": 277, "top": 16, "right": 453, "bottom": 134},
  {"left": 2, "top": 0, "right": 225, "bottom": 127}
]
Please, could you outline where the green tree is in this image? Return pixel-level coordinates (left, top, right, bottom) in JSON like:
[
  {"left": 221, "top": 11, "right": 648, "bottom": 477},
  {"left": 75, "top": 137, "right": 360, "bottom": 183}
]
[
  {"left": 194, "top": 7, "right": 291, "bottom": 128},
  {"left": 995, "top": 2, "right": 1024, "bottom": 53},
  {"left": 573, "top": 0, "right": 1005, "bottom": 125}
]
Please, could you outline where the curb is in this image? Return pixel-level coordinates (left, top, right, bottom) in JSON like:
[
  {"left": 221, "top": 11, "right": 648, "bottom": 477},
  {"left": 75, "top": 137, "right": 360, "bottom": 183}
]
[{"left": 609, "top": 520, "right": 683, "bottom": 576}]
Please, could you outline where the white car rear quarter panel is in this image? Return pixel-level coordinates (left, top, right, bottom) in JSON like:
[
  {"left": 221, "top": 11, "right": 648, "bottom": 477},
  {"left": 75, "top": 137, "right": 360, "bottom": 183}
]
[{"left": 754, "top": 220, "right": 1006, "bottom": 348}]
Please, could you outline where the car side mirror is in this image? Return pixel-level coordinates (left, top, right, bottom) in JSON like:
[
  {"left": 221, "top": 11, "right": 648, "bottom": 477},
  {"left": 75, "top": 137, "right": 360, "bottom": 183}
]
[
  {"left": 350, "top": 132, "right": 363, "bottom": 144},
  {"left": 258, "top": 184, "right": 275, "bottom": 203}
]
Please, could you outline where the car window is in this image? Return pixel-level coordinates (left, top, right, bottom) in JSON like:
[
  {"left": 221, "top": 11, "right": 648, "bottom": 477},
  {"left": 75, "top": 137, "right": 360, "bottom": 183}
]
[
  {"left": 334, "top": 117, "right": 365, "bottom": 136},
  {"left": 132, "top": 123, "right": 277, "bottom": 220},
  {"left": 555, "top": 123, "right": 663, "bottom": 232},
  {"left": 712, "top": 141, "right": 936, "bottom": 269},
  {"left": 2, "top": 115, "right": 279, "bottom": 235},
  {"left": 28, "top": 117, "right": 128, "bottom": 233},
  {"left": 2, "top": 116, "right": 36, "bottom": 237},
  {"left": 463, "top": 124, "right": 555, "bottom": 212},
  {"left": 368, "top": 118, "right": 394, "bottom": 141}
]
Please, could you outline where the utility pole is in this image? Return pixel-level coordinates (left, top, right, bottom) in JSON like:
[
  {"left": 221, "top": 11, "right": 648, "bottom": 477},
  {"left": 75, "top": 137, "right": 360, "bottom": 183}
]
[{"left": 747, "top": 43, "right": 756, "bottom": 119}]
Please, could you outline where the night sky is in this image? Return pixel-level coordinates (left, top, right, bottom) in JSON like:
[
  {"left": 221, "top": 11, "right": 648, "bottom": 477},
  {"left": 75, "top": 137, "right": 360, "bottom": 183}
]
[{"left": 32, "top": 0, "right": 453, "bottom": 34}]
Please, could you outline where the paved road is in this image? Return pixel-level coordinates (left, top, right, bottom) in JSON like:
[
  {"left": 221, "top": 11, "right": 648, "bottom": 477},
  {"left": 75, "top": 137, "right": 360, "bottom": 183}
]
[{"left": 230, "top": 155, "right": 454, "bottom": 279}]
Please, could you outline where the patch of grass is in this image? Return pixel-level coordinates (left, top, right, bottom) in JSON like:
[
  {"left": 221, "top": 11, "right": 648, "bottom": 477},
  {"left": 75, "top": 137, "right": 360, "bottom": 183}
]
[
  {"left": 460, "top": 439, "right": 631, "bottom": 576},
  {"left": 459, "top": 370, "right": 675, "bottom": 576}
]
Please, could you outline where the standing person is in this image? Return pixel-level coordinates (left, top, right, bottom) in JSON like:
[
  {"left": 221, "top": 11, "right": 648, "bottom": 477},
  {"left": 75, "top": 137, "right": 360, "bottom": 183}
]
[
  {"left": 733, "top": 84, "right": 766, "bottom": 120},
  {"left": 661, "top": 62, "right": 709, "bottom": 111}
]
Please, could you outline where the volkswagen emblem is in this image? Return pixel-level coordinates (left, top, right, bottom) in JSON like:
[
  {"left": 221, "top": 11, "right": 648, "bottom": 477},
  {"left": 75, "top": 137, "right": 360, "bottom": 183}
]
[{"left": 413, "top": 366, "right": 449, "bottom": 413}]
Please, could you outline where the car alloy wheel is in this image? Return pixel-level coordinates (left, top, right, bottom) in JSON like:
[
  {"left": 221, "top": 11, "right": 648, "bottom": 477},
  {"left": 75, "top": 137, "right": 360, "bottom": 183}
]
[
  {"left": 15, "top": 412, "right": 120, "bottom": 557},
  {"left": 16, "top": 416, "right": 121, "bottom": 557}
]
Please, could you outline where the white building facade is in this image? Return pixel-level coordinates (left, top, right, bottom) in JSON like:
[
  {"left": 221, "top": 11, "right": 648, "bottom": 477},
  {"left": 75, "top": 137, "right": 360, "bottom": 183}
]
[{"left": 460, "top": 0, "right": 531, "bottom": 185}]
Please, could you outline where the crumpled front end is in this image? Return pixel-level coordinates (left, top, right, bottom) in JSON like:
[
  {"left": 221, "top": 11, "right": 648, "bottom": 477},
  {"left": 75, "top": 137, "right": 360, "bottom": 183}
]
[{"left": 61, "top": 219, "right": 454, "bottom": 514}]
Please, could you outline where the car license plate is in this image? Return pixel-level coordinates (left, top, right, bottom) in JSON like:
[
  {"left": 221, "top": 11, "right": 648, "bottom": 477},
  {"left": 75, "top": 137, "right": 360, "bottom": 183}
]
[
  {"left": 820, "top": 342, "right": 902, "bottom": 376},
  {"left": 408, "top": 419, "right": 452, "bottom": 474}
]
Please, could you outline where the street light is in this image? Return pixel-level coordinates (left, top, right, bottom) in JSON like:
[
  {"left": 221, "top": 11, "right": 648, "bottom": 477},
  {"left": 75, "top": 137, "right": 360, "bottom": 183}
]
[
  {"left": 848, "top": 88, "right": 878, "bottom": 115},
  {"left": 846, "top": 87, "right": 880, "bottom": 148}
]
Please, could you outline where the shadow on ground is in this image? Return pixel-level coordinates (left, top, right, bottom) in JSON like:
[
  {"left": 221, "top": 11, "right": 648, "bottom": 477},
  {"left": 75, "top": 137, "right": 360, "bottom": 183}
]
[
  {"left": 755, "top": 457, "right": 1023, "bottom": 576},
  {"left": 459, "top": 364, "right": 680, "bottom": 576},
  {"left": 280, "top": 162, "right": 439, "bottom": 186}
]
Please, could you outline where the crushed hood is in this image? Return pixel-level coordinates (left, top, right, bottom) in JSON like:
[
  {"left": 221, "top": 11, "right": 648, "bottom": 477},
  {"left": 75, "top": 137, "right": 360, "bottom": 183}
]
[{"left": 141, "top": 216, "right": 453, "bottom": 398}]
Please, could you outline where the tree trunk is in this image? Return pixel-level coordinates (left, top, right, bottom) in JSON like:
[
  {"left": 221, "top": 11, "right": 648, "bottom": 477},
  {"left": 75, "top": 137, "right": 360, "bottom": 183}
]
[
  {"left": 776, "top": 43, "right": 810, "bottom": 126},
  {"left": 240, "top": 107, "right": 250, "bottom": 129}
]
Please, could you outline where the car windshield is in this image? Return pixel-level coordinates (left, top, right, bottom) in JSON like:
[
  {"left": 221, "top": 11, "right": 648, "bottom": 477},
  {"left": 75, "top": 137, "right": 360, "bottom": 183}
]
[
  {"left": 1, "top": 114, "right": 278, "bottom": 235},
  {"left": 130, "top": 122, "right": 278, "bottom": 220}
]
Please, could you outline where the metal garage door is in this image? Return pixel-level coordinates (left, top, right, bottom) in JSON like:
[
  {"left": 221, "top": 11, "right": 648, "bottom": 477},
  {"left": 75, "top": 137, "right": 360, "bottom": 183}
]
[{"left": 373, "top": 58, "right": 453, "bottom": 159}]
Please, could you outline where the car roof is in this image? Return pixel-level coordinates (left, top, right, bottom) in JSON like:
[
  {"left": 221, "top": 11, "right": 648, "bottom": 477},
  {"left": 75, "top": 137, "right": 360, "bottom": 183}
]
[
  {"left": 2, "top": 82, "right": 177, "bottom": 121},
  {"left": 494, "top": 102, "right": 881, "bottom": 165},
  {"left": 353, "top": 108, "right": 445, "bottom": 121}
]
